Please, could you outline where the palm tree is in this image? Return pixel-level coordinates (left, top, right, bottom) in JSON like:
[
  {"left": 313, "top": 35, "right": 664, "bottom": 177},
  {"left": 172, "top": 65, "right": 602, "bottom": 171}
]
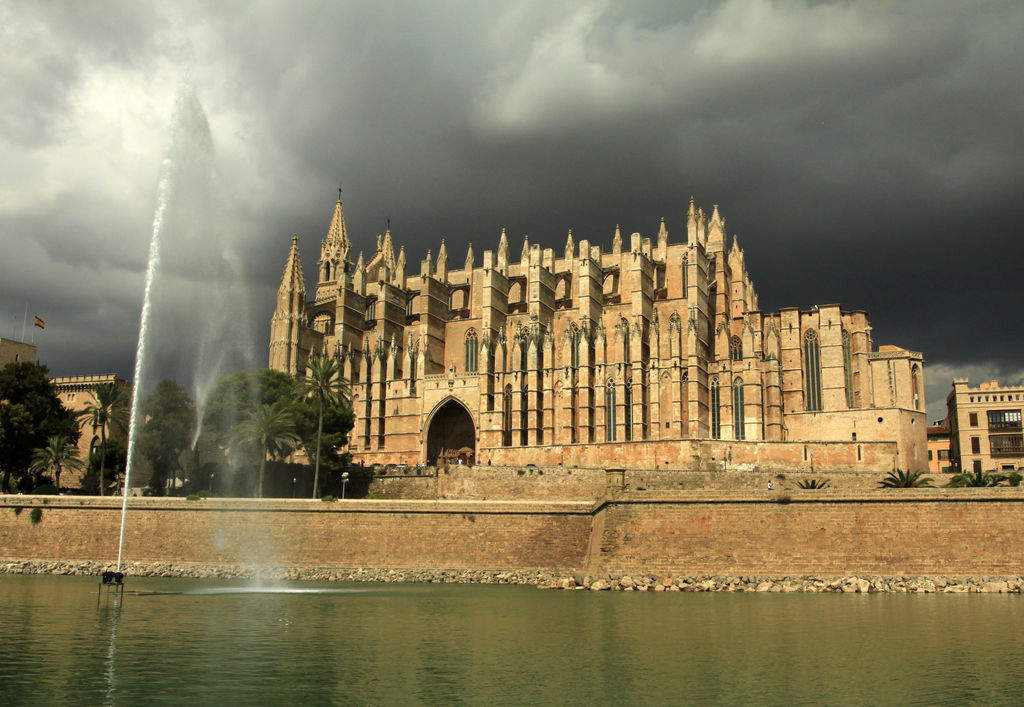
[
  {"left": 76, "top": 382, "right": 129, "bottom": 496},
  {"left": 30, "top": 436, "right": 84, "bottom": 493},
  {"left": 240, "top": 400, "right": 301, "bottom": 498},
  {"left": 795, "top": 478, "right": 831, "bottom": 489},
  {"left": 879, "top": 469, "right": 934, "bottom": 488},
  {"left": 302, "top": 355, "right": 351, "bottom": 498}
]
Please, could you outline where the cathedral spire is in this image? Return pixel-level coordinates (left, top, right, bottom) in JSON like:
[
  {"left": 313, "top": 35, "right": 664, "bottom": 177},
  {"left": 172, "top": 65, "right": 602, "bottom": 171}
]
[
  {"left": 269, "top": 234, "right": 307, "bottom": 373},
  {"left": 381, "top": 223, "right": 396, "bottom": 270},
  {"left": 465, "top": 242, "right": 475, "bottom": 272},
  {"left": 325, "top": 194, "right": 351, "bottom": 271},
  {"left": 437, "top": 239, "right": 449, "bottom": 282},
  {"left": 520, "top": 234, "right": 530, "bottom": 264},
  {"left": 708, "top": 204, "right": 725, "bottom": 243},
  {"left": 612, "top": 224, "right": 622, "bottom": 255},
  {"left": 354, "top": 250, "right": 366, "bottom": 294},
  {"left": 395, "top": 245, "right": 407, "bottom": 288},
  {"left": 657, "top": 217, "right": 668, "bottom": 250},
  {"left": 279, "top": 235, "right": 306, "bottom": 304},
  {"left": 497, "top": 228, "right": 509, "bottom": 272},
  {"left": 565, "top": 229, "right": 575, "bottom": 261}
]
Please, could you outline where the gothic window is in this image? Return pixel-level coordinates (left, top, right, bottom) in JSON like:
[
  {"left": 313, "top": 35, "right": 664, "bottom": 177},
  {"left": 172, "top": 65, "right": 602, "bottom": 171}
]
[
  {"left": 710, "top": 376, "right": 721, "bottom": 439},
  {"left": 842, "top": 330, "right": 855, "bottom": 408},
  {"left": 733, "top": 377, "right": 745, "bottom": 440},
  {"left": 804, "top": 329, "right": 822, "bottom": 411},
  {"left": 570, "top": 323, "right": 580, "bottom": 369},
  {"left": 606, "top": 381, "right": 617, "bottom": 441},
  {"left": 365, "top": 299, "right": 377, "bottom": 322},
  {"left": 730, "top": 335, "right": 742, "bottom": 362},
  {"left": 681, "top": 258, "right": 688, "bottom": 293},
  {"left": 623, "top": 384, "right": 633, "bottom": 441},
  {"left": 519, "top": 330, "right": 529, "bottom": 372},
  {"left": 621, "top": 318, "right": 631, "bottom": 364},
  {"left": 502, "top": 385, "right": 513, "bottom": 447},
  {"left": 669, "top": 313, "right": 682, "bottom": 358},
  {"left": 465, "top": 329, "right": 478, "bottom": 373}
]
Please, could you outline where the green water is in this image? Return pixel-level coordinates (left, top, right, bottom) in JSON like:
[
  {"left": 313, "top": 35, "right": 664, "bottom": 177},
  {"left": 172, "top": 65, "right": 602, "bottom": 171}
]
[{"left": 2, "top": 574, "right": 1023, "bottom": 705}]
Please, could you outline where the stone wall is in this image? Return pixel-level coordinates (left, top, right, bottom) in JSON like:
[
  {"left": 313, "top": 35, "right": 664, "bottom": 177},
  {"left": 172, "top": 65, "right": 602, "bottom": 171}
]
[
  {"left": 2, "top": 490, "right": 1021, "bottom": 578},
  {"left": 591, "top": 489, "right": 1024, "bottom": 577},
  {"left": 483, "top": 438, "right": 900, "bottom": 473},
  {"left": 365, "top": 464, "right": 917, "bottom": 500},
  {"left": 0, "top": 497, "right": 592, "bottom": 571}
]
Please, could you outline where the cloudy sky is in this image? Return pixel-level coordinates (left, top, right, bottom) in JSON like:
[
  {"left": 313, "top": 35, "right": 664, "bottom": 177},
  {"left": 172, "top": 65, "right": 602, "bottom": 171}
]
[{"left": 2, "top": 0, "right": 1022, "bottom": 421}]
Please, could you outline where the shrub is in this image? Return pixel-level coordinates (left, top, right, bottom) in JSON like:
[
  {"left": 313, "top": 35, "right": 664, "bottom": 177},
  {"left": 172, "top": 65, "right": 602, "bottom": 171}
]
[
  {"left": 32, "top": 484, "right": 58, "bottom": 495},
  {"left": 1007, "top": 472, "right": 1022, "bottom": 487},
  {"left": 775, "top": 474, "right": 786, "bottom": 480},
  {"left": 879, "top": 469, "right": 933, "bottom": 488},
  {"left": 775, "top": 494, "right": 792, "bottom": 504},
  {"left": 13, "top": 506, "right": 23, "bottom": 516},
  {"left": 320, "top": 495, "right": 337, "bottom": 502},
  {"left": 30, "top": 508, "right": 42, "bottom": 525},
  {"left": 186, "top": 494, "right": 202, "bottom": 501},
  {"left": 795, "top": 478, "right": 831, "bottom": 489},
  {"left": 946, "top": 470, "right": 1006, "bottom": 488}
]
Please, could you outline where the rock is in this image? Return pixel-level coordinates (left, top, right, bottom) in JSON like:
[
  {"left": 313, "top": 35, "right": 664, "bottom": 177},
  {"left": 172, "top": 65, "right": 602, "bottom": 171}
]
[{"left": 590, "top": 579, "right": 611, "bottom": 591}]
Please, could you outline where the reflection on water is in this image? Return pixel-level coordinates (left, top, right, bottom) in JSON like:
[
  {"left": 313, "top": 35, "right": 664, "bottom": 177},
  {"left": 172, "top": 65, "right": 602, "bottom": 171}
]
[
  {"left": 132, "top": 587, "right": 371, "bottom": 597},
  {"left": 2, "top": 574, "right": 1024, "bottom": 705}
]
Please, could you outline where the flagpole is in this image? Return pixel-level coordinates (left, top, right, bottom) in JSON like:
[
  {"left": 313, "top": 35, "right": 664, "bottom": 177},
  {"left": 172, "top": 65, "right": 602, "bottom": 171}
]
[{"left": 21, "top": 303, "right": 27, "bottom": 342}]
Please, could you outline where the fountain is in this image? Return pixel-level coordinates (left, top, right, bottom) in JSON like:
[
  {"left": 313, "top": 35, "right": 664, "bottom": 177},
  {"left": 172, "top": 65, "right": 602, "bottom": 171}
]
[{"left": 115, "top": 85, "right": 259, "bottom": 574}]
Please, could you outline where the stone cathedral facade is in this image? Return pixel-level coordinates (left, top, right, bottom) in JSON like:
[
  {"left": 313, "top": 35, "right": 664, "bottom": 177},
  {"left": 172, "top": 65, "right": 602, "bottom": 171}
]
[{"left": 270, "top": 197, "right": 927, "bottom": 473}]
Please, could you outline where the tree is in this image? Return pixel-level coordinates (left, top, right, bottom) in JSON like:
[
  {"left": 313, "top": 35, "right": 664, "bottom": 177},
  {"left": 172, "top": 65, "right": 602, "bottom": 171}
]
[
  {"left": 302, "top": 356, "right": 350, "bottom": 498},
  {"left": 138, "top": 380, "right": 195, "bottom": 495},
  {"left": 87, "top": 438, "right": 128, "bottom": 494},
  {"left": 239, "top": 399, "right": 300, "bottom": 498},
  {"left": 879, "top": 469, "right": 933, "bottom": 488},
  {"left": 201, "top": 368, "right": 298, "bottom": 450},
  {"left": 0, "top": 362, "right": 79, "bottom": 492},
  {"left": 29, "top": 436, "right": 84, "bottom": 493},
  {"left": 76, "top": 382, "right": 129, "bottom": 496}
]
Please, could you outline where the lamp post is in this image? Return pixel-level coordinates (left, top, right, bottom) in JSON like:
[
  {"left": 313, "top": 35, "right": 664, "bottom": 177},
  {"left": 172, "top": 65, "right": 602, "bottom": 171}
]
[
  {"left": 292, "top": 476, "right": 297, "bottom": 498},
  {"left": 341, "top": 471, "right": 349, "bottom": 500}
]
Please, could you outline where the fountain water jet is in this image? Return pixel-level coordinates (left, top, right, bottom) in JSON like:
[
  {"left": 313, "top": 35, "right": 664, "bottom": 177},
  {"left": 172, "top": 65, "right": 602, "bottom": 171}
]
[
  {"left": 116, "top": 84, "right": 259, "bottom": 570},
  {"left": 117, "top": 158, "right": 173, "bottom": 573}
]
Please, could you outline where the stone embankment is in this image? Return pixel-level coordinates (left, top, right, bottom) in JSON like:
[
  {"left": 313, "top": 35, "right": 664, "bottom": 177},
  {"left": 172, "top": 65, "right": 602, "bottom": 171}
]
[
  {"left": 542, "top": 574, "right": 1024, "bottom": 593},
  {"left": 2, "top": 560, "right": 1022, "bottom": 594},
  {"left": 0, "top": 559, "right": 560, "bottom": 586}
]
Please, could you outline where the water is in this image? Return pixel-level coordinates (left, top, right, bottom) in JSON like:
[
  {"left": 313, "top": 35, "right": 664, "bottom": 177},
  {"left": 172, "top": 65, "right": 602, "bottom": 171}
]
[{"left": 3, "top": 575, "right": 1023, "bottom": 705}]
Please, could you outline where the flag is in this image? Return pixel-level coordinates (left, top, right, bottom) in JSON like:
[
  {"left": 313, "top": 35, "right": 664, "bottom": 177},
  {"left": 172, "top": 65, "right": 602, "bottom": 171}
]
[{"left": 33, "top": 316, "right": 45, "bottom": 330}]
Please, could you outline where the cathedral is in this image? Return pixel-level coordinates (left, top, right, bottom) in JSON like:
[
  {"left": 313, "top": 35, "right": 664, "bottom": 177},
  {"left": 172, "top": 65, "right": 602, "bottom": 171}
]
[{"left": 270, "top": 197, "right": 927, "bottom": 473}]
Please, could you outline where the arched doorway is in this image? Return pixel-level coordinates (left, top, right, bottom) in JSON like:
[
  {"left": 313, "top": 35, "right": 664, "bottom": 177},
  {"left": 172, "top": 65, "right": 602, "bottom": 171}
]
[{"left": 426, "top": 399, "right": 476, "bottom": 465}]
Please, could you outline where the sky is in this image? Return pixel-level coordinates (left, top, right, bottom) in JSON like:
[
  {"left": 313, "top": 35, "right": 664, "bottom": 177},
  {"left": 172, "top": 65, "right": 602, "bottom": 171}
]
[{"left": 2, "top": 0, "right": 1023, "bottom": 423}]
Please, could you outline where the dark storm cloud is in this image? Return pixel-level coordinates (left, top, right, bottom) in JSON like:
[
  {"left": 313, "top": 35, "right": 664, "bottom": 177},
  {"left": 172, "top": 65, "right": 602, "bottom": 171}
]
[{"left": 2, "top": 0, "right": 1022, "bottom": 422}]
